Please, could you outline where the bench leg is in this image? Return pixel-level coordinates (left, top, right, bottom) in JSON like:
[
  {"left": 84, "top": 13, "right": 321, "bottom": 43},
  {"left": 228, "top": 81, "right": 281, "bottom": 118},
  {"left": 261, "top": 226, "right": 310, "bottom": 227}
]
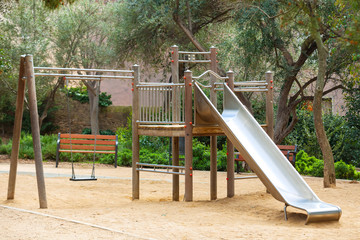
[{"left": 236, "top": 161, "right": 240, "bottom": 174}]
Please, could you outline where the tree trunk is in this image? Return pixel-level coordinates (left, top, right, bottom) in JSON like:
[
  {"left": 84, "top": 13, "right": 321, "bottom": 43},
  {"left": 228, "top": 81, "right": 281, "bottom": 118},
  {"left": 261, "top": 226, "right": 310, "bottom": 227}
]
[
  {"left": 38, "top": 78, "right": 62, "bottom": 131},
  {"left": 274, "top": 75, "right": 297, "bottom": 144},
  {"left": 88, "top": 81, "right": 100, "bottom": 135},
  {"left": 309, "top": 6, "right": 336, "bottom": 188}
]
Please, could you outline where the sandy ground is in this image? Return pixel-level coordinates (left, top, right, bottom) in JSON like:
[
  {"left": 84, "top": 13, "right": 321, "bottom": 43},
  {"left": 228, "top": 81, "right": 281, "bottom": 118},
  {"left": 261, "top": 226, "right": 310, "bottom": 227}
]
[{"left": 0, "top": 156, "right": 359, "bottom": 240}]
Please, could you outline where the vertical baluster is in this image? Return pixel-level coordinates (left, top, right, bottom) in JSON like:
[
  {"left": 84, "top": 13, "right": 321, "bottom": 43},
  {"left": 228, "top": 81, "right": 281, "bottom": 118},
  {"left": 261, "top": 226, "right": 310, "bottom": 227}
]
[
  {"left": 139, "top": 88, "right": 142, "bottom": 122},
  {"left": 182, "top": 85, "right": 185, "bottom": 123},
  {"left": 146, "top": 87, "right": 148, "bottom": 122},
  {"left": 152, "top": 87, "right": 155, "bottom": 122},
  {"left": 156, "top": 86, "right": 159, "bottom": 122},
  {"left": 161, "top": 87, "right": 163, "bottom": 122},
  {"left": 148, "top": 87, "right": 152, "bottom": 121}
]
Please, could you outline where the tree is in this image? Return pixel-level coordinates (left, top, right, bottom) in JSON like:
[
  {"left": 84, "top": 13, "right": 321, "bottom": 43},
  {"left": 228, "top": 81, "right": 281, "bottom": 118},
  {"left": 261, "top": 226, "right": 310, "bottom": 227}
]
[
  {"left": 234, "top": 1, "right": 356, "bottom": 145},
  {"left": 114, "top": 0, "right": 354, "bottom": 144},
  {"left": 0, "top": 0, "right": 54, "bottom": 132},
  {"left": 302, "top": 0, "right": 336, "bottom": 187},
  {"left": 52, "top": 0, "right": 117, "bottom": 134},
  {"left": 112, "top": 0, "right": 253, "bottom": 110}
]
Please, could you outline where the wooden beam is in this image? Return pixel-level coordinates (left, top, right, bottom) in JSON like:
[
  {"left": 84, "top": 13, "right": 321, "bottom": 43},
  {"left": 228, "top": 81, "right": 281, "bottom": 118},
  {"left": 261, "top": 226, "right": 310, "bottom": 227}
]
[
  {"left": 132, "top": 64, "right": 140, "bottom": 200},
  {"left": 25, "top": 55, "right": 47, "bottom": 208},
  {"left": 172, "top": 137, "right": 180, "bottom": 201},
  {"left": 226, "top": 70, "right": 235, "bottom": 198},
  {"left": 184, "top": 70, "right": 193, "bottom": 201},
  {"left": 265, "top": 71, "right": 274, "bottom": 140},
  {"left": 7, "top": 56, "right": 26, "bottom": 200},
  {"left": 210, "top": 46, "right": 218, "bottom": 201}
]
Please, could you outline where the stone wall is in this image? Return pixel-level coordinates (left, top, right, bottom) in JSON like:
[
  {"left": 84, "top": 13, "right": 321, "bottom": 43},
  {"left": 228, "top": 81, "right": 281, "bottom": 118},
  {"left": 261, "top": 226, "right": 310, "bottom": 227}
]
[{"left": 52, "top": 92, "right": 131, "bottom": 134}]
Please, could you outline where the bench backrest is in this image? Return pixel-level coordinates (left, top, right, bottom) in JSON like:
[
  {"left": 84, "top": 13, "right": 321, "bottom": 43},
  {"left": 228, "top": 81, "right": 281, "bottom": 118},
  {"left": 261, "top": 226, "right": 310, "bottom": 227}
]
[
  {"left": 235, "top": 145, "right": 298, "bottom": 162},
  {"left": 58, "top": 133, "right": 118, "bottom": 153}
]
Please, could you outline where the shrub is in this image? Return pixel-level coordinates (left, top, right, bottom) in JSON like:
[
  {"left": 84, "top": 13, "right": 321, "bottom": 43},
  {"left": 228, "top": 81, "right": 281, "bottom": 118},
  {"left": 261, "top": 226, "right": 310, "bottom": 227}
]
[
  {"left": 64, "top": 86, "right": 112, "bottom": 107},
  {"left": 334, "top": 160, "right": 358, "bottom": 180},
  {"left": 0, "top": 141, "right": 12, "bottom": 154},
  {"left": 118, "top": 148, "right": 132, "bottom": 166},
  {"left": 295, "top": 150, "right": 360, "bottom": 180},
  {"left": 285, "top": 109, "right": 360, "bottom": 167},
  {"left": 82, "top": 128, "right": 115, "bottom": 135}
]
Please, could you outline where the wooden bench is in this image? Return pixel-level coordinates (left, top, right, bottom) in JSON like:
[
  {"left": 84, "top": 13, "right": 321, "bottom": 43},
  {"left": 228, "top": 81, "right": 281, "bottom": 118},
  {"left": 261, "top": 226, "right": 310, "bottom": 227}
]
[
  {"left": 56, "top": 133, "right": 119, "bottom": 168},
  {"left": 234, "top": 145, "right": 298, "bottom": 173}
]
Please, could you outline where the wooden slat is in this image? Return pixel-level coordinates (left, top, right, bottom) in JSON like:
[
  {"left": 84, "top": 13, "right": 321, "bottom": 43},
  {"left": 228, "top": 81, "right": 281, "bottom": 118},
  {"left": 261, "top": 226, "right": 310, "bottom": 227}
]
[
  {"left": 60, "top": 144, "right": 115, "bottom": 151},
  {"left": 277, "top": 145, "right": 296, "bottom": 150},
  {"left": 59, "top": 139, "right": 116, "bottom": 145},
  {"left": 235, "top": 145, "right": 296, "bottom": 162},
  {"left": 59, "top": 150, "right": 115, "bottom": 154},
  {"left": 60, "top": 134, "right": 116, "bottom": 140}
]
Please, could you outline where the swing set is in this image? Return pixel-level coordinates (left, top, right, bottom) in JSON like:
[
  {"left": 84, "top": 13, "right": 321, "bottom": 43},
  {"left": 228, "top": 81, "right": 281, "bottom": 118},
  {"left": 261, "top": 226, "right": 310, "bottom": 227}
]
[{"left": 7, "top": 54, "right": 134, "bottom": 208}]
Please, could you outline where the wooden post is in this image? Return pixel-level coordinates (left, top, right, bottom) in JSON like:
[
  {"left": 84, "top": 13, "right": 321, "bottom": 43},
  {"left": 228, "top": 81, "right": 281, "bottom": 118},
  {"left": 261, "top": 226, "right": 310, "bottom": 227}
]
[
  {"left": 7, "top": 56, "right": 26, "bottom": 200},
  {"left": 24, "top": 55, "right": 47, "bottom": 208},
  {"left": 209, "top": 46, "right": 218, "bottom": 200},
  {"left": 184, "top": 70, "right": 193, "bottom": 202},
  {"left": 171, "top": 45, "right": 180, "bottom": 201},
  {"left": 132, "top": 64, "right": 140, "bottom": 200},
  {"left": 172, "top": 137, "right": 180, "bottom": 201},
  {"left": 226, "top": 70, "right": 235, "bottom": 198},
  {"left": 171, "top": 45, "right": 179, "bottom": 83},
  {"left": 265, "top": 71, "right": 274, "bottom": 140}
]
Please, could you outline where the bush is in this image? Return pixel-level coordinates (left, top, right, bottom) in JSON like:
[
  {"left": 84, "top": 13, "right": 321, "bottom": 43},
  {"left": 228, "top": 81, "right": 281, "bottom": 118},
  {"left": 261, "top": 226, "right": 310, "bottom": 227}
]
[
  {"left": 64, "top": 86, "right": 112, "bottom": 107},
  {"left": 295, "top": 150, "right": 359, "bottom": 180},
  {"left": 118, "top": 148, "right": 132, "bottom": 166},
  {"left": 41, "top": 134, "right": 57, "bottom": 160},
  {"left": 285, "top": 109, "right": 360, "bottom": 167},
  {"left": 0, "top": 141, "right": 11, "bottom": 154},
  {"left": 82, "top": 128, "right": 115, "bottom": 135},
  {"left": 334, "top": 160, "right": 358, "bottom": 180}
]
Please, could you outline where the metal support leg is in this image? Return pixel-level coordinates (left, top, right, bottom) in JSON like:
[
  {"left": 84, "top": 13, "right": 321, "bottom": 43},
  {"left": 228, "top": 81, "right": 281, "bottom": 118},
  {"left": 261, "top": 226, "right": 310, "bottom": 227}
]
[{"left": 284, "top": 204, "right": 288, "bottom": 221}]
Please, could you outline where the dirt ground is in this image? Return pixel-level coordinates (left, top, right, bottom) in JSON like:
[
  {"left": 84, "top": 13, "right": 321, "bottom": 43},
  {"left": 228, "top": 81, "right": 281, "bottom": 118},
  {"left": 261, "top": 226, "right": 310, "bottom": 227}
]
[{"left": 0, "top": 156, "right": 359, "bottom": 240}]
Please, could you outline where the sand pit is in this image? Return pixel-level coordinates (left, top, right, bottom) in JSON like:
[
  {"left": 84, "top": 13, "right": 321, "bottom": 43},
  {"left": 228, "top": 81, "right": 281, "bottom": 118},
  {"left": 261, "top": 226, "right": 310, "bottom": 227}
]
[{"left": 0, "top": 157, "right": 360, "bottom": 239}]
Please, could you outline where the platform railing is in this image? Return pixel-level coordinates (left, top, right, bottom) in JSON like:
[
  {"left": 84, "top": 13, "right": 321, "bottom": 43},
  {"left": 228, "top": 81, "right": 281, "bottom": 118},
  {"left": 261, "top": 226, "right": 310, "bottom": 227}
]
[{"left": 136, "top": 83, "right": 185, "bottom": 124}]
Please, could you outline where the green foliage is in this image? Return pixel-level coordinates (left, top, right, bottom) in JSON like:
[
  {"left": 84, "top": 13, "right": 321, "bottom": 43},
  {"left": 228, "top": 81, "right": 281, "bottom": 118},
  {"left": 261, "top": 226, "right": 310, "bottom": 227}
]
[
  {"left": 64, "top": 86, "right": 112, "bottom": 107},
  {"left": 0, "top": 140, "right": 12, "bottom": 154},
  {"left": 193, "top": 138, "right": 210, "bottom": 170},
  {"left": 111, "top": 0, "right": 233, "bottom": 66},
  {"left": 285, "top": 109, "right": 360, "bottom": 166},
  {"left": 53, "top": 0, "right": 117, "bottom": 69},
  {"left": 295, "top": 150, "right": 359, "bottom": 180},
  {"left": 81, "top": 128, "right": 115, "bottom": 135},
  {"left": 41, "top": 134, "right": 57, "bottom": 159},
  {"left": 117, "top": 148, "right": 132, "bottom": 167}
]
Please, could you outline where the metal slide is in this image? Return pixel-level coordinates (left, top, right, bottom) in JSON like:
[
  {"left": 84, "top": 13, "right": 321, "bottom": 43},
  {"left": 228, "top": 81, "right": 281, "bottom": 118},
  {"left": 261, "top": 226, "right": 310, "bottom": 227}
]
[{"left": 194, "top": 83, "right": 342, "bottom": 224}]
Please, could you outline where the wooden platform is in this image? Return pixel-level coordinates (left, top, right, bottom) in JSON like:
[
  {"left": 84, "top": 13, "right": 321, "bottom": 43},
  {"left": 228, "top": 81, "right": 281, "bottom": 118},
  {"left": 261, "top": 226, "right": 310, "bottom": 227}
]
[
  {"left": 138, "top": 124, "right": 267, "bottom": 137},
  {"left": 138, "top": 124, "right": 224, "bottom": 137}
]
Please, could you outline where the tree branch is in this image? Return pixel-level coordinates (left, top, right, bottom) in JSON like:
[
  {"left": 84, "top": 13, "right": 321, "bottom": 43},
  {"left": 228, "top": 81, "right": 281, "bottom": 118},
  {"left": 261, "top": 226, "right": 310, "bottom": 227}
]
[{"left": 173, "top": 1, "right": 206, "bottom": 52}]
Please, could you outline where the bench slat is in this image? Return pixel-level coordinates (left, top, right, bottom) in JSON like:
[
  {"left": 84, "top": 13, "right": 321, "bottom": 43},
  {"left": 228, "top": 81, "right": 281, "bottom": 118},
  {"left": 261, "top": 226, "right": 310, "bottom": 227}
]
[
  {"left": 60, "top": 134, "right": 116, "bottom": 140},
  {"left": 60, "top": 144, "right": 116, "bottom": 151},
  {"left": 277, "top": 145, "right": 296, "bottom": 150},
  {"left": 60, "top": 139, "right": 116, "bottom": 145},
  {"left": 59, "top": 150, "right": 115, "bottom": 154},
  {"left": 235, "top": 145, "right": 297, "bottom": 162}
]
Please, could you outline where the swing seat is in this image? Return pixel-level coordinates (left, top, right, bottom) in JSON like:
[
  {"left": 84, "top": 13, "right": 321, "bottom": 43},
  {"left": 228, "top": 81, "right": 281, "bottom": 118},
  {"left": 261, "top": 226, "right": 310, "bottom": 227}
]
[{"left": 69, "top": 177, "right": 97, "bottom": 181}]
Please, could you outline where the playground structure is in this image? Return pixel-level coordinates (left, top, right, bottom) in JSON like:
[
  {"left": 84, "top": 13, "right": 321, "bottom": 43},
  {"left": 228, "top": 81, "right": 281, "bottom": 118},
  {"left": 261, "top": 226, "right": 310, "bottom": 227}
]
[
  {"left": 132, "top": 45, "right": 275, "bottom": 201},
  {"left": 131, "top": 45, "right": 342, "bottom": 223},
  {"left": 7, "top": 55, "right": 133, "bottom": 207},
  {"left": 6, "top": 48, "right": 341, "bottom": 224}
]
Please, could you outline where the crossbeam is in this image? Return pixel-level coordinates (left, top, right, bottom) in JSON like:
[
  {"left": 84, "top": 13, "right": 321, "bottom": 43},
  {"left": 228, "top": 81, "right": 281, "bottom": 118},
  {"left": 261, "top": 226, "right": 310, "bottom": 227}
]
[
  {"left": 34, "top": 73, "right": 133, "bottom": 79},
  {"left": 34, "top": 66, "right": 134, "bottom": 73},
  {"left": 136, "top": 162, "right": 185, "bottom": 175}
]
